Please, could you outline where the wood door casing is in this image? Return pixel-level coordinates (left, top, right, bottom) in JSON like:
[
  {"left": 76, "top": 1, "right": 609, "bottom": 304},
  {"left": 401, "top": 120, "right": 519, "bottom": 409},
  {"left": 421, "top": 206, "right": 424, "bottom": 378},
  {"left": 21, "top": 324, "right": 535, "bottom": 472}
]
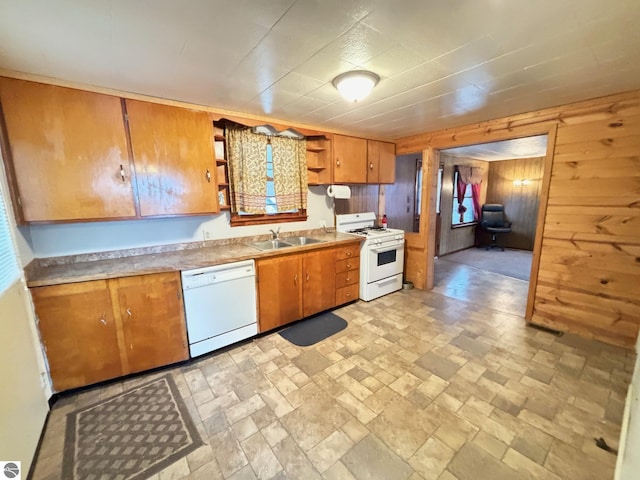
[
  {"left": 126, "top": 100, "right": 218, "bottom": 216},
  {"left": 0, "top": 77, "right": 136, "bottom": 222},
  {"left": 112, "top": 272, "right": 188, "bottom": 374},
  {"left": 32, "top": 280, "right": 124, "bottom": 392},
  {"left": 303, "top": 249, "right": 336, "bottom": 317},
  {"left": 333, "top": 134, "right": 367, "bottom": 183},
  {"left": 257, "top": 255, "right": 303, "bottom": 332}
]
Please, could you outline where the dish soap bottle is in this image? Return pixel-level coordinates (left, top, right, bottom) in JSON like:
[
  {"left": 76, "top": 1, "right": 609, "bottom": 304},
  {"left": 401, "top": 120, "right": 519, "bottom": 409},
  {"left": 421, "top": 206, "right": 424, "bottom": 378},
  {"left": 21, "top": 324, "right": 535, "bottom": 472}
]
[{"left": 381, "top": 214, "right": 388, "bottom": 229}]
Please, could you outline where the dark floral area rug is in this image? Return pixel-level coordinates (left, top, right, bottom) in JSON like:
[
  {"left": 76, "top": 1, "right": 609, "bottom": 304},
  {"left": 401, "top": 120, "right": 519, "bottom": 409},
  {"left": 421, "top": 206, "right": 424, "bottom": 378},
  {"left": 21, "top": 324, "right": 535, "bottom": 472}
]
[{"left": 62, "top": 374, "right": 202, "bottom": 480}]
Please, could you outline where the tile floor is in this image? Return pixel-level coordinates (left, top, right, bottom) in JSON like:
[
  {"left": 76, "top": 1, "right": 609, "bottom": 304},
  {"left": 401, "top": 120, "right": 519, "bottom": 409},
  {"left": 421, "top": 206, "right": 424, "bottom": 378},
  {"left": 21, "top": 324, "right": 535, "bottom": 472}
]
[{"left": 32, "top": 264, "right": 635, "bottom": 480}]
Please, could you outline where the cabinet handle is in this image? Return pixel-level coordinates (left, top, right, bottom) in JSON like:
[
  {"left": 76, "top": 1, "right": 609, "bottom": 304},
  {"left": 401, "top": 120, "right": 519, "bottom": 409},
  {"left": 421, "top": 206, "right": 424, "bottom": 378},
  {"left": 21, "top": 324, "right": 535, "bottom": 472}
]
[
  {"left": 370, "top": 163, "right": 373, "bottom": 169},
  {"left": 346, "top": 277, "right": 351, "bottom": 282},
  {"left": 206, "top": 169, "right": 212, "bottom": 182},
  {"left": 345, "top": 292, "right": 351, "bottom": 297},
  {"left": 126, "top": 308, "right": 132, "bottom": 318},
  {"left": 100, "top": 317, "right": 107, "bottom": 326},
  {"left": 346, "top": 263, "right": 351, "bottom": 268},
  {"left": 294, "top": 274, "right": 298, "bottom": 286},
  {"left": 119, "top": 165, "right": 126, "bottom": 182},
  {"left": 336, "top": 158, "right": 340, "bottom": 167},
  {"left": 306, "top": 272, "right": 310, "bottom": 281}
]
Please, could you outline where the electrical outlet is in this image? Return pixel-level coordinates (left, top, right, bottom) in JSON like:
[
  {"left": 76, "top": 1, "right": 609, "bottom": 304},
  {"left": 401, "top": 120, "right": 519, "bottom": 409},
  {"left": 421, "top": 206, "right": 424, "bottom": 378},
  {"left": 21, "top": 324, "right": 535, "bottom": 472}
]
[
  {"left": 203, "top": 231, "right": 211, "bottom": 240},
  {"left": 319, "top": 219, "right": 327, "bottom": 228}
]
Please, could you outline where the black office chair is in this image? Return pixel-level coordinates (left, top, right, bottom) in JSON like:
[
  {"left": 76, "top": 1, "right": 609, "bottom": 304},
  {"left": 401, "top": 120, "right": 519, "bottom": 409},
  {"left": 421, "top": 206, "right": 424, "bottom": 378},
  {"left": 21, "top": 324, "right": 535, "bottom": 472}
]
[{"left": 480, "top": 204, "right": 512, "bottom": 251}]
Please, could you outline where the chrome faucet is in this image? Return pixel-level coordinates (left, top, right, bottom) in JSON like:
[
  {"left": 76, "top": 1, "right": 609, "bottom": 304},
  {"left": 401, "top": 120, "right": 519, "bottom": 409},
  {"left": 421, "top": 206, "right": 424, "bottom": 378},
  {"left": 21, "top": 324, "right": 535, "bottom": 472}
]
[{"left": 269, "top": 227, "right": 281, "bottom": 240}]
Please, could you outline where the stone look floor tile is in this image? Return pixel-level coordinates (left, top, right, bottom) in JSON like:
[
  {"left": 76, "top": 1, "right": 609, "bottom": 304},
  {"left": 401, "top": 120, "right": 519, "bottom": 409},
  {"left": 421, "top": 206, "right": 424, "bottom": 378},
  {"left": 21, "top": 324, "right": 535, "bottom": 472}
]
[{"left": 31, "top": 263, "right": 633, "bottom": 480}]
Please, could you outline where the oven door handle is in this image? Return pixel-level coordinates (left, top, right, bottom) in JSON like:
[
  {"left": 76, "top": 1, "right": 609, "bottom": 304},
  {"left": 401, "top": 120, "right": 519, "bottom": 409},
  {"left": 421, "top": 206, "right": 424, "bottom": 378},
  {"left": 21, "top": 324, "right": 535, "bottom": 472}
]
[{"left": 371, "top": 243, "right": 404, "bottom": 254}]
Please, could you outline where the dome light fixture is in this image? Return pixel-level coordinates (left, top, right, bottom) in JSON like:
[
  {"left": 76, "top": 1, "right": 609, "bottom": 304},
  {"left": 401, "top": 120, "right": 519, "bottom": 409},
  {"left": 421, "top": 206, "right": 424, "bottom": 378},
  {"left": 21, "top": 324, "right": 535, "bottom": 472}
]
[{"left": 332, "top": 70, "right": 380, "bottom": 102}]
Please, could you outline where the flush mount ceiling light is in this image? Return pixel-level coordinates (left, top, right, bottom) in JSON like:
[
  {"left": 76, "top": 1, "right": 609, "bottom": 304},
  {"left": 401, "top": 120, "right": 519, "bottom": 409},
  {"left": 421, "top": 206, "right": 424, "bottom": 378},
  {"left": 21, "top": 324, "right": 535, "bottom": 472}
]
[{"left": 332, "top": 70, "right": 380, "bottom": 102}]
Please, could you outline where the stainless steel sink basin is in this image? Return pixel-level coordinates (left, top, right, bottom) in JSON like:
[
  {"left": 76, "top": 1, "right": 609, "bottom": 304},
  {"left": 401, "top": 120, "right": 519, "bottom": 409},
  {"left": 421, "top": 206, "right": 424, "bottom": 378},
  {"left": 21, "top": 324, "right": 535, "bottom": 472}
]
[
  {"left": 282, "top": 236, "right": 325, "bottom": 246},
  {"left": 250, "top": 240, "right": 293, "bottom": 251}
]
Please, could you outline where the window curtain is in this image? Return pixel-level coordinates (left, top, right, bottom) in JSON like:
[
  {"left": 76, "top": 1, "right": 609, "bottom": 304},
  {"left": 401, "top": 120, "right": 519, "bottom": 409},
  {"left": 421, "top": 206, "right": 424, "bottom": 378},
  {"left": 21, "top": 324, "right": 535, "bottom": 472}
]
[
  {"left": 455, "top": 165, "right": 483, "bottom": 221},
  {"left": 270, "top": 136, "right": 308, "bottom": 212},
  {"left": 227, "top": 127, "right": 269, "bottom": 214}
]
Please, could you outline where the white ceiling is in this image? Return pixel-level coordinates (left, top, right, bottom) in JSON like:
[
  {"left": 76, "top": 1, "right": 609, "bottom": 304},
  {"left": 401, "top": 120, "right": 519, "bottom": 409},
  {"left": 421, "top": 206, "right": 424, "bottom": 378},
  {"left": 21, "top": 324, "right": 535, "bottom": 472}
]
[
  {"left": 442, "top": 135, "right": 548, "bottom": 161},
  {"left": 1, "top": 0, "right": 639, "bottom": 140}
]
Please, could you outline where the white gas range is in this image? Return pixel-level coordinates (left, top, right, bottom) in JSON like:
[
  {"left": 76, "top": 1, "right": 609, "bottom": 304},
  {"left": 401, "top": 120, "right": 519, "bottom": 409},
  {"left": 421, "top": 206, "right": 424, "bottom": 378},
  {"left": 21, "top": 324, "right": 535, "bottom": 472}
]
[{"left": 336, "top": 212, "right": 405, "bottom": 301}]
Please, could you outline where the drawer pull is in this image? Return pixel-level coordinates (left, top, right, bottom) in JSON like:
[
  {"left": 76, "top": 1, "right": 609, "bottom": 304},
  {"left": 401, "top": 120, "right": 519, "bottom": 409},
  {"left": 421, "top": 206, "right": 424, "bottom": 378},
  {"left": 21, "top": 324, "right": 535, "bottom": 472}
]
[
  {"left": 346, "top": 277, "right": 351, "bottom": 282},
  {"left": 346, "top": 251, "right": 352, "bottom": 257},
  {"left": 345, "top": 292, "right": 351, "bottom": 297},
  {"left": 119, "top": 165, "right": 126, "bottom": 182},
  {"left": 346, "top": 263, "right": 351, "bottom": 268}
]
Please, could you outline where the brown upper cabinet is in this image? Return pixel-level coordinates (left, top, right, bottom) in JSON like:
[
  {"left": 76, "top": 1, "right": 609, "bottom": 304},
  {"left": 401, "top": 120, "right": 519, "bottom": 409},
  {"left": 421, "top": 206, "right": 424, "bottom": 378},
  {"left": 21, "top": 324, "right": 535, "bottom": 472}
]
[
  {"left": 332, "top": 134, "right": 396, "bottom": 184},
  {"left": 367, "top": 140, "right": 396, "bottom": 184},
  {"left": 0, "top": 78, "right": 136, "bottom": 222},
  {"left": 333, "top": 134, "right": 368, "bottom": 183},
  {"left": 125, "top": 100, "right": 219, "bottom": 216}
]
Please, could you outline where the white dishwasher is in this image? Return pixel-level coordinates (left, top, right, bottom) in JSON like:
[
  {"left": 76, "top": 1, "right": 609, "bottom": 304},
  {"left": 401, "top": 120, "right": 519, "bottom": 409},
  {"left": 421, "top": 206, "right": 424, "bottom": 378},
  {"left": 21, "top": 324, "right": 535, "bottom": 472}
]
[{"left": 181, "top": 259, "right": 257, "bottom": 358}]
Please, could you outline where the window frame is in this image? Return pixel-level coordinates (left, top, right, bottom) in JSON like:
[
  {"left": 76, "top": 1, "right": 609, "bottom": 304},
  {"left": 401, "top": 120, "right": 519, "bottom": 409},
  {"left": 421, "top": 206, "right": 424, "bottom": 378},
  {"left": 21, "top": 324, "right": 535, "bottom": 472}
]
[
  {"left": 451, "top": 170, "right": 477, "bottom": 228},
  {"left": 229, "top": 141, "right": 308, "bottom": 226}
]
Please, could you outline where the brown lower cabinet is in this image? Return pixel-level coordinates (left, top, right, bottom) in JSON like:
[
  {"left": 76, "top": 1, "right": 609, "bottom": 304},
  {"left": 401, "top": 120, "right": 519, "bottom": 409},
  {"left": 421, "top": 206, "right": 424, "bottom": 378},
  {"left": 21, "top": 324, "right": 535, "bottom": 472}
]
[
  {"left": 32, "top": 272, "right": 188, "bottom": 392},
  {"left": 256, "top": 242, "right": 360, "bottom": 333}
]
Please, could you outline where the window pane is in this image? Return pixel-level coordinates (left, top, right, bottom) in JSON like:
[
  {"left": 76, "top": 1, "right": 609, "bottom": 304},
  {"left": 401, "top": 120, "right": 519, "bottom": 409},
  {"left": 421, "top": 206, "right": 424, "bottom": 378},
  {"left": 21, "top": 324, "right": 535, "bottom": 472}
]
[
  {"left": 0, "top": 188, "right": 20, "bottom": 294},
  {"left": 452, "top": 197, "right": 475, "bottom": 224}
]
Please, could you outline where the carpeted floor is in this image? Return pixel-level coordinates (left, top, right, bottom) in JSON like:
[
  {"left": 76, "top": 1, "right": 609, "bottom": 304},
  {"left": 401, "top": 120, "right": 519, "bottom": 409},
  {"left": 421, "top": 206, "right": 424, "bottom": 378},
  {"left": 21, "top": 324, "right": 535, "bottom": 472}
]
[
  {"left": 440, "top": 247, "right": 533, "bottom": 281},
  {"left": 63, "top": 374, "right": 203, "bottom": 480}
]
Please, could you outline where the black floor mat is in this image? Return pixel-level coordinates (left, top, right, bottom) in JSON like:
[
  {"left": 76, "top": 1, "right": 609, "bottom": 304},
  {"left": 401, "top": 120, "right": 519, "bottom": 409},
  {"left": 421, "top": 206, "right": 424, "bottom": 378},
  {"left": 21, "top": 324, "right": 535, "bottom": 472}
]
[{"left": 279, "top": 312, "right": 348, "bottom": 347}]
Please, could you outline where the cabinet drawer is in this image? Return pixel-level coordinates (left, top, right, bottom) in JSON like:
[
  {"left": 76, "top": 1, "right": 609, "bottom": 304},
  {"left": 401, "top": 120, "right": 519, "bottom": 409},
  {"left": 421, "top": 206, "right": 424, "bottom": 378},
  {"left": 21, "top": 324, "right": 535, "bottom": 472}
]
[
  {"left": 336, "top": 284, "right": 359, "bottom": 305},
  {"left": 336, "top": 257, "right": 360, "bottom": 273},
  {"left": 335, "top": 245, "right": 360, "bottom": 261},
  {"left": 336, "top": 271, "right": 358, "bottom": 288}
]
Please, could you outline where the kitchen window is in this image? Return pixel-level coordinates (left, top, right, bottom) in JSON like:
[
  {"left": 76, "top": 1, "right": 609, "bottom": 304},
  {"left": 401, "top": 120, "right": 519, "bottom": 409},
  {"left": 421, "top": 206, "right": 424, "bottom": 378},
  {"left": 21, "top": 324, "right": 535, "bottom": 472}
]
[{"left": 228, "top": 127, "right": 307, "bottom": 226}]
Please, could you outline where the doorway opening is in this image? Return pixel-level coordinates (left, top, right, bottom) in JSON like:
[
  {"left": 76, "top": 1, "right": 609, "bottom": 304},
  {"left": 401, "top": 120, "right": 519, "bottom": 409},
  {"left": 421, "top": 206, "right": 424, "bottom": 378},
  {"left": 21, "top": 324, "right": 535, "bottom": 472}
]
[{"left": 390, "top": 134, "right": 550, "bottom": 318}]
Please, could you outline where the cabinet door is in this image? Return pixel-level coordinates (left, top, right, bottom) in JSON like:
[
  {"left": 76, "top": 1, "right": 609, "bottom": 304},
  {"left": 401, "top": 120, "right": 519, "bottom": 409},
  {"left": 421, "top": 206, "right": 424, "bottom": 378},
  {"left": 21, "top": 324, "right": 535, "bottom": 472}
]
[
  {"left": 257, "top": 255, "right": 303, "bottom": 332},
  {"left": 333, "top": 135, "right": 367, "bottom": 184},
  {"left": 303, "top": 248, "right": 336, "bottom": 317},
  {"left": 126, "top": 100, "right": 218, "bottom": 216},
  {"left": 0, "top": 78, "right": 136, "bottom": 222},
  {"left": 32, "top": 280, "right": 123, "bottom": 392},
  {"left": 111, "top": 272, "right": 188, "bottom": 374},
  {"left": 367, "top": 140, "right": 396, "bottom": 184},
  {"left": 377, "top": 141, "right": 396, "bottom": 184}
]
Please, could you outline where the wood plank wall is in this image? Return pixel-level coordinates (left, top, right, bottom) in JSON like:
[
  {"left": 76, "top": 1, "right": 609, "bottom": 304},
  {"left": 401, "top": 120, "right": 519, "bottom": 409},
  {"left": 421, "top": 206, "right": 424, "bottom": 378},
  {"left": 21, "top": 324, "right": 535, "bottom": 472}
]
[
  {"left": 334, "top": 185, "right": 380, "bottom": 218},
  {"left": 395, "top": 90, "right": 640, "bottom": 348},
  {"left": 484, "top": 157, "right": 544, "bottom": 250},
  {"left": 439, "top": 154, "right": 488, "bottom": 255},
  {"left": 385, "top": 153, "right": 419, "bottom": 232}
]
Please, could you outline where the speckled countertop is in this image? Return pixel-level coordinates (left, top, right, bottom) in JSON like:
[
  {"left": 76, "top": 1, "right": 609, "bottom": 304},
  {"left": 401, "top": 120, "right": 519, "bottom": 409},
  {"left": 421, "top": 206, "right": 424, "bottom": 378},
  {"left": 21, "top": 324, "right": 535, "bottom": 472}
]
[{"left": 24, "top": 230, "right": 363, "bottom": 288}]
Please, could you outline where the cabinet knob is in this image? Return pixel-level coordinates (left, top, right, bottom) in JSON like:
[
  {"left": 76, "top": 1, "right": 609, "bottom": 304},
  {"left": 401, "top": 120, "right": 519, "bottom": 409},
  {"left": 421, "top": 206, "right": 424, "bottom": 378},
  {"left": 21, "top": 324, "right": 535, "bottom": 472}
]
[
  {"left": 346, "top": 263, "right": 351, "bottom": 268},
  {"left": 370, "top": 163, "right": 373, "bottom": 169},
  {"left": 346, "top": 277, "right": 351, "bottom": 282},
  {"left": 336, "top": 159, "right": 340, "bottom": 167},
  {"left": 206, "top": 169, "right": 212, "bottom": 182},
  {"left": 346, "top": 251, "right": 352, "bottom": 257},
  {"left": 119, "top": 165, "right": 126, "bottom": 182}
]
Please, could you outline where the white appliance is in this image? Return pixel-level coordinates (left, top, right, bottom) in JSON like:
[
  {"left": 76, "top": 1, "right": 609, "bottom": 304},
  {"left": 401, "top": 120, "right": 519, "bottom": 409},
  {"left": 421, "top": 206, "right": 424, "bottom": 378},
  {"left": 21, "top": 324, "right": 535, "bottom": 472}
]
[
  {"left": 336, "top": 212, "right": 405, "bottom": 301},
  {"left": 181, "top": 259, "right": 257, "bottom": 357}
]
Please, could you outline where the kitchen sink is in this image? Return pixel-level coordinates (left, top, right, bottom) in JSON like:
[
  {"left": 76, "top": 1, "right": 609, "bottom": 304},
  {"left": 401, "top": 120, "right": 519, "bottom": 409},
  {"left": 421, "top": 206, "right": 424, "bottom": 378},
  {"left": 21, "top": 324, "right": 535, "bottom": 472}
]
[
  {"left": 250, "top": 240, "right": 293, "bottom": 251},
  {"left": 282, "top": 236, "right": 325, "bottom": 246}
]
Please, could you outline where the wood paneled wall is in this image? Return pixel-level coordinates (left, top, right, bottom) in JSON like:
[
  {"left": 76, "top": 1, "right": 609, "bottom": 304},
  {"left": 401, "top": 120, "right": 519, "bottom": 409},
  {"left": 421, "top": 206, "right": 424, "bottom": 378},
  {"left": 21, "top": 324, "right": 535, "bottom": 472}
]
[
  {"left": 395, "top": 90, "right": 640, "bottom": 348},
  {"left": 334, "top": 185, "right": 380, "bottom": 218},
  {"left": 484, "top": 157, "right": 544, "bottom": 251},
  {"left": 385, "top": 153, "right": 419, "bottom": 232},
  {"left": 439, "top": 154, "right": 488, "bottom": 256}
]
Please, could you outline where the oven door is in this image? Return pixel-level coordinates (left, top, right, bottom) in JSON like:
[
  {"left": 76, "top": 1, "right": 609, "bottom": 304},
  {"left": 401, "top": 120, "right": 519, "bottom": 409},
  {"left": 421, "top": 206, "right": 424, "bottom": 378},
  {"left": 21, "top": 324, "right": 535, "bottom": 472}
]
[{"left": 366, "top": 239, "right": 405, "bottom": 283}]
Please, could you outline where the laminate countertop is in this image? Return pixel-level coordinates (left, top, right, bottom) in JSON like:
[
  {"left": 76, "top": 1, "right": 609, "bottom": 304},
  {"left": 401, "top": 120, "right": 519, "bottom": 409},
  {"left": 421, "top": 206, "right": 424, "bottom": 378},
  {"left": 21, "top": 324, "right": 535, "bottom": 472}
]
[{"left": 24, "top": 231, "right": 363, "bottom": 288}]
